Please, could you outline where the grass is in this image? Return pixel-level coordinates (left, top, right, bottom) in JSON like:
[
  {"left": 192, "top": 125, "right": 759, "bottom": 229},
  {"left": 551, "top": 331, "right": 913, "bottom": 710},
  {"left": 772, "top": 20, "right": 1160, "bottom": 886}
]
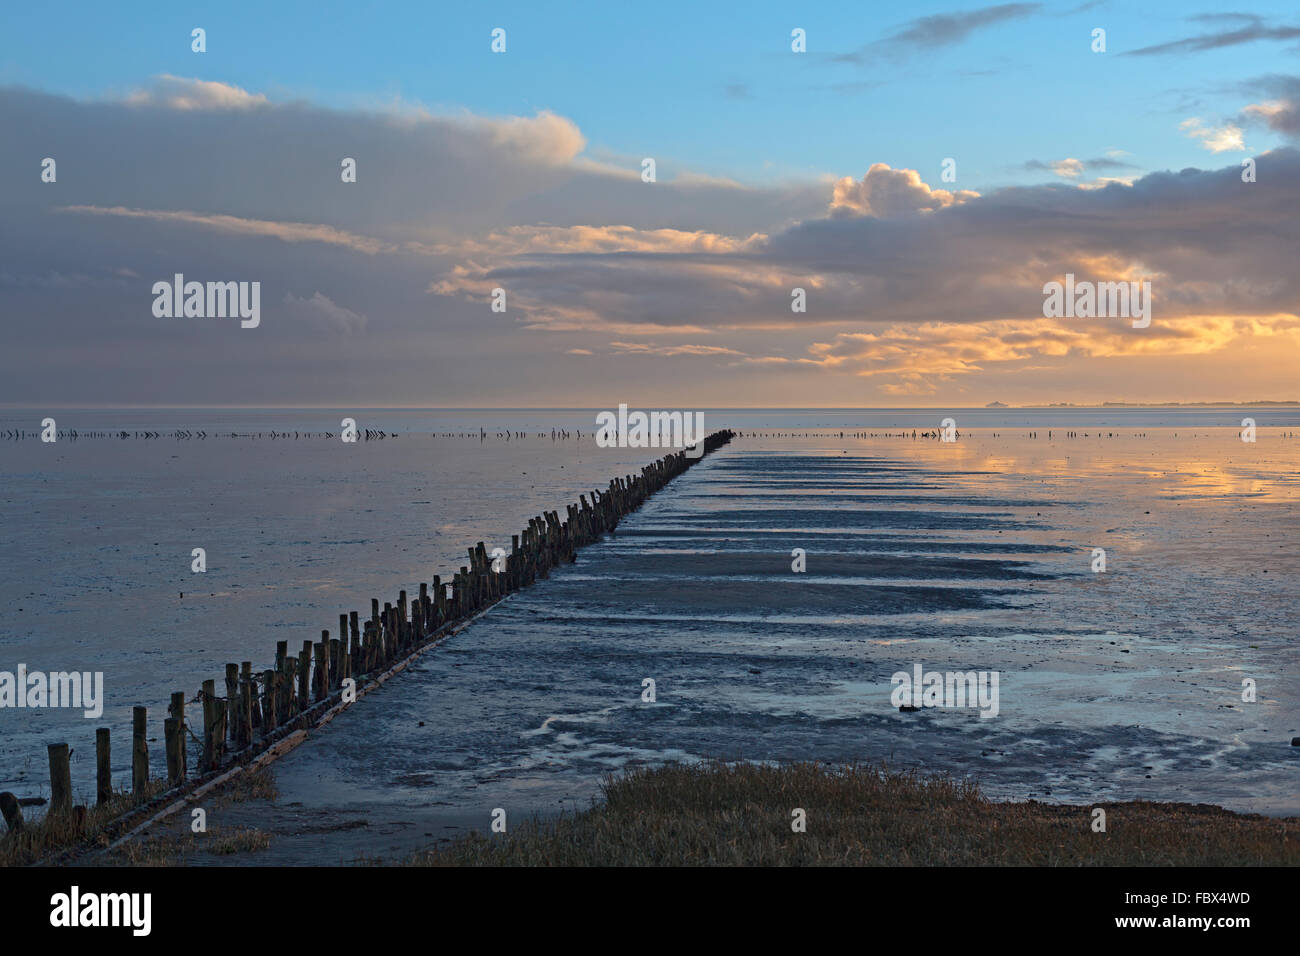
[
  {"left": 104, "top": 826, "right": 271, "bottom": 865},
  {"left": 0, "top": 780, "right": 168, "bottom": 867},
  {"left": 215, "top": 767, "right": 279, "bottom": 807},
  {"left": 411, "top": 761, "right": 1300, "bottom": 867},
  {"left": 205, "top": 826, "right": 271, "bottom": 855},
  {"left": 2, "top": 765, "right": 280, "bottom": 866}
]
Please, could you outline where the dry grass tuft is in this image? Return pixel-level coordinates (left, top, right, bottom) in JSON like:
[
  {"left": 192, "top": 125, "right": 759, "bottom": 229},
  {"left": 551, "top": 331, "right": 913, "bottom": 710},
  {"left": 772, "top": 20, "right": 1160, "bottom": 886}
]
[
  {"left": 215, "top": 767, "right": 279, "bottom": 807},
  {"left": 204, "top": 826, "right": 271, "bottom": 856}
]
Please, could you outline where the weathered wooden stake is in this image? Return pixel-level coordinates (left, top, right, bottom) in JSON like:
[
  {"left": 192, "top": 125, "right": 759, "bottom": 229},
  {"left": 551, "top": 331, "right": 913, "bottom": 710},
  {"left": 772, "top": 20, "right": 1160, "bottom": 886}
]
[
  {"left": 164, "top": 717, "right": 185, "bottom": 785},
  {"left": 263, "top": 669, "right": 278, "bottom": 733},
  {"left": 239, "top": 662, "right": 253, "bottom": 747},
  {"left": 225, "top": 663, "right": 240, "bottom": 745},
  {"left": 213, "top": 698, "right": 227, "bottom": 765},
  {"left": 298, "top": 642, "right": 311, "bottom": 706},
  {"left": 286, "top": 656, "right": 300, "bottom": 717},
  {"left": 47, "top": 743, "right": 71, "bottom": 815},
  {"left": 339, "top": 613, "right": 350, "bottom": 680},
  {"left": 0, "top": 792, "right": 22, "bottom": 832},
  {"left": 132, "top": 705, "right": 149, "bottom": 795},
  {"left": 96, "top": 727, "right": 111, "bottom": 805},
  {"left": 201, "top": 679, "right": 217, "bottom": 771},
  {"left": 313, "top": 640, "right": 328, "bottom": 701},
  {"left": 169, "top": 691, "right": 187, "bottom": 772}
]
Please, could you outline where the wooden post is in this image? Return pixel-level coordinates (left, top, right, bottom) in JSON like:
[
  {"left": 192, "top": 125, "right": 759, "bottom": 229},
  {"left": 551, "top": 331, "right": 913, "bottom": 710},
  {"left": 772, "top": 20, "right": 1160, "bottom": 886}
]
[
  {"left": 164, "top": 717, "right": 184, "bottom": 785},
  {"left": 339, "top": 614, "right": 350, "bottom": 681},
  {"left": 322, "top": 630, "right": 332, "bottom": 691},
  {"left": 95, "top": 727, "right": 112, "bottom": 805},
  {"left": 225, "top": 663, "right": 240, "bottom": 746},
  {"left": 169, "top": 691, "right": 187, "bottom": 773},
  {"left": 382, "top": 603, "right": 393, "bottom": 660},
  {"left": 277, "top": 669, "right": 289, "bottom": 723},
  {"left": 48, "top": 743, "right": 71, "bottom": 815},
  {"left": 285, "top": 657, "right": 299, "bottom": 719},
  {"left": 0, "top": 792, "right": 22, "bottom": 832},
  {"left": 132, "top": 706, "right": 149, "bottom": 795},
  {"left": 349, "top": 611, "right": 360, "bottom": 672},
  {"left": 213, "top": 698, "right": 227, "bottom": 765},
  {"left": 298, "top": 642, "right": 311, "bottom": 706},
  {"left": 314, "top": 640, "right": 328, "bottom": 702},
  {"left": 201, "top": 679, "right": 217, "bottom": 772},
  {"left": 330, "top": 638, "right": 342, "bottom": 690},
  {"left": 362, "top": 621, "right": 375, "bottom": 671},
  {"left": 263, "top": 669, "right": 278, "bottom": 733},
  {"left": 239, "top": 662, "right": 253, "bottom": 747}
]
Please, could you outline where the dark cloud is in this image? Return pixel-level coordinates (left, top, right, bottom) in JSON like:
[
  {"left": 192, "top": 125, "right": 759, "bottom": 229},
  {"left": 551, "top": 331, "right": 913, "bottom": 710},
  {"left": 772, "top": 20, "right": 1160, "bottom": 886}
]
[
  {"left": 455, "top": 150, "right": 1300, "bottom": 333},
  {"left": 1243, "top": 75, "right": 1300, "bottom": 134},
  {"left": 2, "top": 76, "right": 1298, "bottom": 405},
  {"left": 832, "top": 3, "right": 1041, "bottom": 64},
  {"left": 0, "top": 79, "right": 827, "bottom": 405},
  {"left": 888, "top": 3, "right": 1042, "bottom": 47},
  {"left": 1127, "top": 17, "right": 1300, "bottom": 56}
]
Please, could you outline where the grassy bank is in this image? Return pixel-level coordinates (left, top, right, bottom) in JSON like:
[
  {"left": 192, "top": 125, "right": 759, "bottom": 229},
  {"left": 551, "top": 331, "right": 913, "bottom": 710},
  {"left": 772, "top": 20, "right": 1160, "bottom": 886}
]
[
  {"left": 411, "top": 762, "right": 1299, "bottom": 867},
  {"left": 0, "top": 780, "right": 167, "bottom": 867}
]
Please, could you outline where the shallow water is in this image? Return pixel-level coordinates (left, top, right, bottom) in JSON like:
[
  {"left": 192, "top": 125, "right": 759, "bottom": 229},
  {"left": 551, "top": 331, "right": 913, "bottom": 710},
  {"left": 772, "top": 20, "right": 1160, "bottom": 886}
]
[{"left": 2, "top": 409, "right": 1298, "bottom": 836}]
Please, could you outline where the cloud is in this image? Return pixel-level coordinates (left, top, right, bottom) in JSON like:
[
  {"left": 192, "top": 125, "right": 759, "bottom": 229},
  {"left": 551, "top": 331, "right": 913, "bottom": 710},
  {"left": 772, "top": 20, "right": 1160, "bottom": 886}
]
[
  {"left": 1127, "top": 16, "right": 1300, "bottom": 57},
  {"left": 57, "top": 206, "right": 395, "bottom": 254},
  {"left": 1024, "top": 156, "right": 1140, "bottom": 179},
  {"left": 1180, "top": 117, "right": 1246, "bottom": 152},
  {"left": 1040, "top": 157, "right": 1084, "bottom": 178},
  {"left": 832, "top": 3, "right": 1040, "bottom": 64},
  {"left": 450, "top": 109, "right": 586, "bottom": 166},
  {"left": 282, "top": 292, "right": 369, "bottom": 333},
  {"left": 432, "top": 149, "right": 1300, "bottom": 371},
  {"left": 887, "top": 3, "right": 1041, "bottom": 48},
  {"left": 3, "top": 77, "right": 1299, "bottom": 405},
  {"left": 1240, "top": 77, "right": 1300, "bottom": 135},
  {"left": 123, "top": 75, "right": 270, "bottom": 111},
  {"left": 829, "top": 163, "right": 979, "bottom": 217},
  {"left": 2, "top": 81, "right": 819, "bottom": 238},
  {"left": 421, "top": 224, "right": 766, "bottom": 258},
  {"left": 609, "top": 341, "right": 747, "bottom": 357}
]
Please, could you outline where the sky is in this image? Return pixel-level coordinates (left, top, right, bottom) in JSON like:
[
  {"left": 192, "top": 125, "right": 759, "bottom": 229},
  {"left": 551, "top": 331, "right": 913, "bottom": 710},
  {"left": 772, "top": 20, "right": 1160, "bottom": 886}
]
[{"left": 2, "top": 0, "right": 1299, "bottom": 407}]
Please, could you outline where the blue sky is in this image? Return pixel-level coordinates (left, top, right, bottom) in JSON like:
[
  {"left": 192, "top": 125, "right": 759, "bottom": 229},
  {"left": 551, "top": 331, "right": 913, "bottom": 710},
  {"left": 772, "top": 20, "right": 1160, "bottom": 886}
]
[{"left": 3, "top": 1, "right": 1296, "bottom": 189}]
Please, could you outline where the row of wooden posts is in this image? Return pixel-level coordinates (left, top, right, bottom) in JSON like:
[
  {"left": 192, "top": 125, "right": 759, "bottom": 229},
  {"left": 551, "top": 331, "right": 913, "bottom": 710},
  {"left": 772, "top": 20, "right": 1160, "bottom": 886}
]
[{"left": 1, "top": 430, "right": 736, "bottom": 836}]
